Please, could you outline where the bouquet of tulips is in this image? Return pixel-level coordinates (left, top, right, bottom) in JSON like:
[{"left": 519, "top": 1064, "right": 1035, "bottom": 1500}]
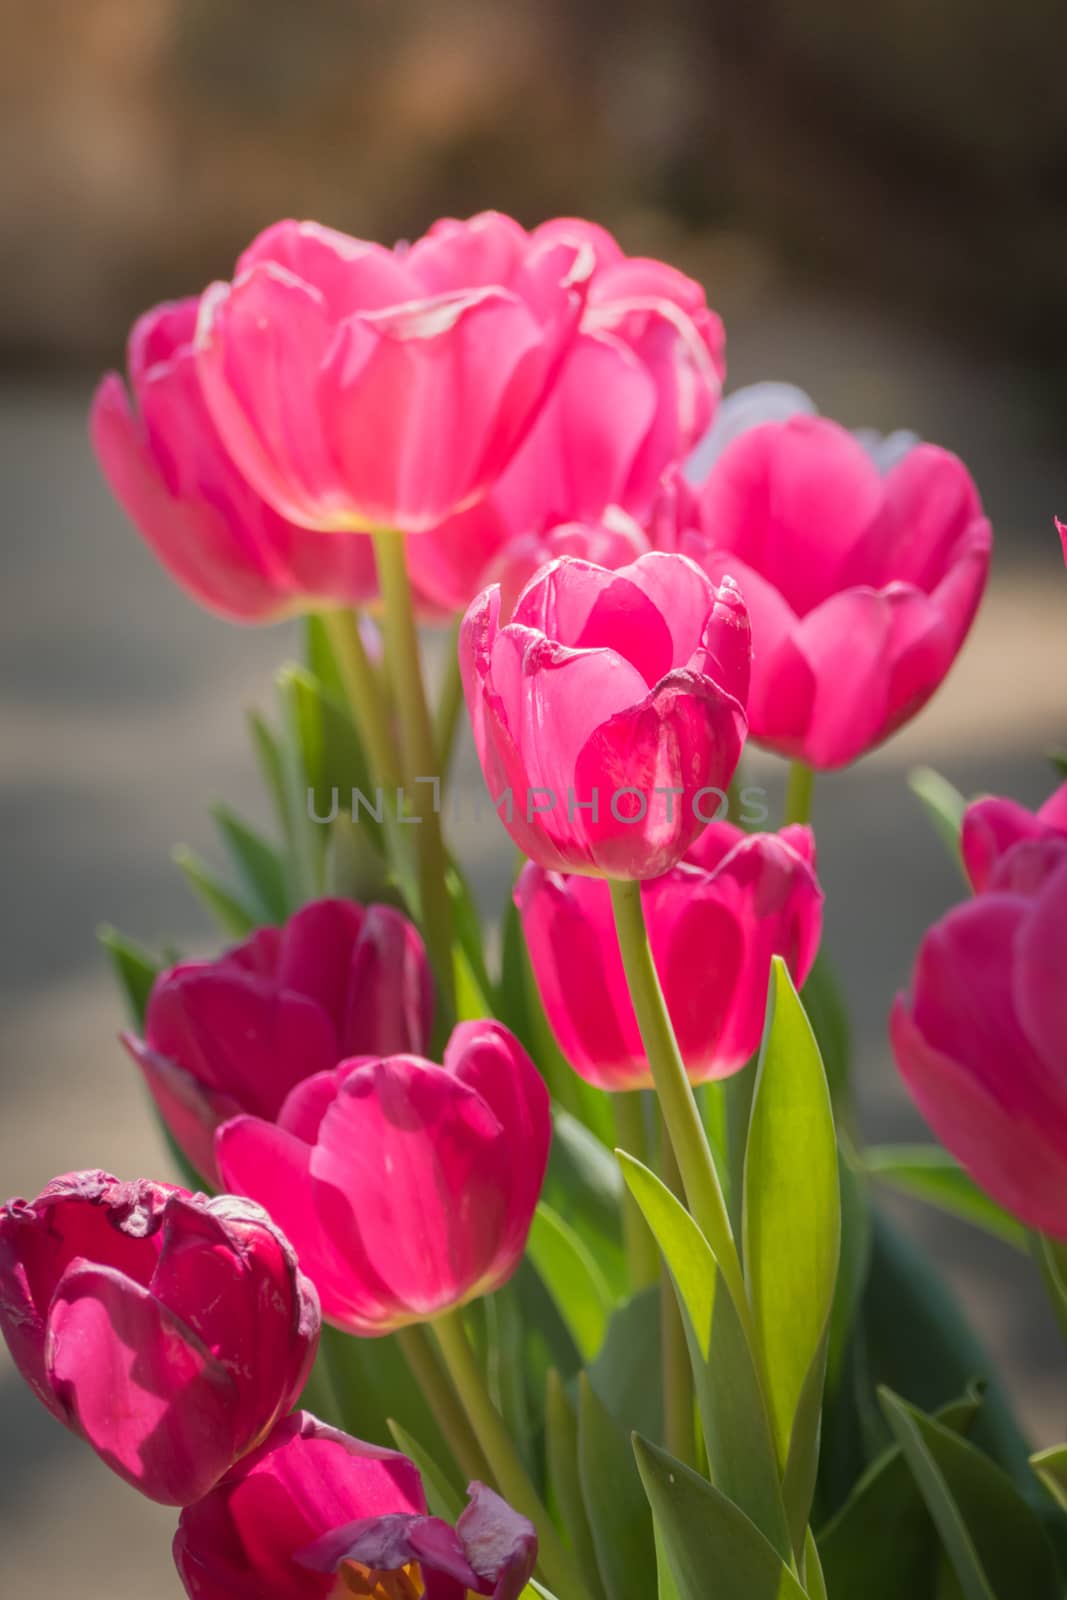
[{"left": 4, "top": 211, "right": 1067, "bottom": 1600}]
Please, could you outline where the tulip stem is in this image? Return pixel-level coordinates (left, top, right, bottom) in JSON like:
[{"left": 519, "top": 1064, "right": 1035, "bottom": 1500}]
[
  {"left": 784, "top": 761, "right": 814, "bottom": 827},
  {"left": 371, "top": 529, "right": 456, "bottom": 1019},
  {"left": 608, "top": 878, "right": 750, "bottom": 1329},
  {"left": 432, "top": 1308, "right": 589, "bottom": 1600},
  {"left": 659, "top": 1113, "right": 697, "bottom": 1468},
  {"left": 434, "top": 618, "right": 466, "bottom": 785},
  {"left": 321, "top": 608, "right": 403, "bottom": 794},
  {"left": 396, "top": 1324, "right": 492, "bottom": 1487},
  {"left": 612, "top": 1094, "right": 660, "bottom": 1290}
]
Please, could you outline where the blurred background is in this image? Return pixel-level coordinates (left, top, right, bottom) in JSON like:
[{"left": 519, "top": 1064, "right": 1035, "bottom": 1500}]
[{"left": 1, "top": 3, "right": 1065, "bottom": 1594}]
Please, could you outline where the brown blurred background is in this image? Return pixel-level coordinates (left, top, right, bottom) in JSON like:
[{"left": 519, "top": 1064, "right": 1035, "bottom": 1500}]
[{"left": 1, "top": 3, "right": 1065, "bottom": 1595}]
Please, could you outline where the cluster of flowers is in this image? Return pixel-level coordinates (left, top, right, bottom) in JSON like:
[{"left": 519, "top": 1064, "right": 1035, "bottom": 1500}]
[{"left": 2, "top": 208, "right": 1064, "bottom": 1600}]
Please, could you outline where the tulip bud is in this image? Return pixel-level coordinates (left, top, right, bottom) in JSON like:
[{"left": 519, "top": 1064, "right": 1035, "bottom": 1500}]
[
  {"left": 0, "top": 1172, "right": 319, "bottom": 1505},
  {"left": 460, "top": 551, "right": 750, "bottom": 879},
  {"left": 125, "top": 899, "right": 433, "bottom": 1187},
  {"left": 961, "top": 781, "right": 1067, "bottom": 892},
  {"left": 216, "top": 1021, "right": 550, "bottom": 1335},
  {"left": 174, "top": 1411, "right": 537, "bottom": 1600},
  {"left": 891, "top": 836, "right": 1067, "bottom": 1240},
  {"left": 689, "top": 413, "right": 991, "bottom": 769},
  {"left": 90, "top": 299, "right": 378, "bottom": 623},
  {"left": 517, "top": 822, "right": 823, "bottom": 1089}
]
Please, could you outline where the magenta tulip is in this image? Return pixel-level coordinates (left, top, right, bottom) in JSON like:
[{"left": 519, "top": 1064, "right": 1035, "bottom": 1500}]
[
  {"left": 215, "top": 1021, "right": 550, "bottom": 1334},
  {"left": 174, "top": 1411, "right": 536, "bottom": 1600},
  {"left": 891, "top": 835, "right": 1067, "bottom": 1239},
  {"left": 125, "top": 899, "right": 432, "bottom": 1189},
  {"left": 0, "top": 1172, "right": 318, "bottom": 1505},
  {"left": 460, "top": 551, "right": 750, "bottom": 878},
  {"left": 962, "top": 781, "right": 1067, "bottom": 892},
  {"left": 690, "top": 415, "right": 991, "bottom": 768},
  {"left": 409, "top": 219, "right": 725, "bottom": 614},
  {"left": 196, "top": 212, "right": 593, "bottom": 536},
  {"left": 517, "top": 822, "right": 823, "bottom": 1090},
  {"left": 91, "top": 299, "right": 378, "bottom": 622}
]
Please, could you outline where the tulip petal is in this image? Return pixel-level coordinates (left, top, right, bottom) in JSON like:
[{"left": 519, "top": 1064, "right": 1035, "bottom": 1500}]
[
  {"left": 1014, "top": 854, "right": 1067, "bottom": 1079},
  {"left": 46, "top": 1262, "right": 239, "bottom": 1505},
  {"left": 123, "top": 1035, "right": 239, "bottom": 1187},
  {"left": 456, "top": 1480, "right": 539, "bottom": 1600}
]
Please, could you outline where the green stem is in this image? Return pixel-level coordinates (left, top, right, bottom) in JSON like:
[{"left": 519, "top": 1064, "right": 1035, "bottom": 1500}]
[
  {"left": 396, "top": 1324, "right": 491, "bottom": 1486},
  {"left": 298, "top": 1346, "right": 342, "bottom": 1426},
  {"left": 321, "top": 608, "right": 402, "bottom": 793},
  {"left": 784, "top": 760, "right": 815, "bottom": 827},
  {"left": 371, "top": 529, "right": 456, "bottom": 1018},
  {"left": 612, "top": 1093, "right": 659, "bottom": 1290},
  {"left": 659, "top": 1114, "right": 696, "bottom": 1467},
  {"left": 608, "top": 879, "right": 750, "bottom": 1326},
  {"left": 434, "top": 617, "right": 466, "bottom": 785},
  {"left": 432, "top": 1309, "right": 588, "bottom": 1600}
]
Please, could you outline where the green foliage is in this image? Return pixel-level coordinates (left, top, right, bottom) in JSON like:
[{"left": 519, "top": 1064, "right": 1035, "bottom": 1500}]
[
  {"left": 578, "top": 1375, "right": 656, "bottom": 1600},
  {"left": 908, "top": 767, "right": 968, "bottom": 878},
  {"left": 866, "top": 1146, "right": 1027, "bottom": 1250}
]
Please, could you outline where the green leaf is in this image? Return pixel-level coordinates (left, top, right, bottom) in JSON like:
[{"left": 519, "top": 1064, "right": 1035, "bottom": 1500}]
[
  {"left": 1030, "top": 1445, "right": 1067, "bottom": 1514},
  {"left": 248, "top": 708, "right": 294, "bottom": 852},
  {"left": 1048, "top": 750, "right": 1067, "bottom": 780},
  {"left": 319, "top": 1324, "right": 453, "bottom": 1479},
  {"left": 386, "top": 1420, "right": 464, "bottom": 1522},
  {"left": 880, "top": 1388, "right": 1061, "bottom": 1600},
  {"left": 618, "top": 1152, "right": 789, "bottom": 1560},
  {"left": 545, "top": 1371, "right": 606, "bottom": 1600},
  {"left": 528, "top": 1203, "right": 614, "bottom": 1363},
  {"left": 97, "top": 925, "right": 162, "bottom": 1029},
  {"left": 826, "top": 1144, "right": 873, "bottom": 1391},
  {"left": 817, "top": 1390, "right": 983, "bottom": 1600},
  {"left": 801, "top": 950, "right": 852, "bottom": 1108},
  {"left": 172, "top": 845, "right": 259, "bottom": 937},
  {"left": 578, "top": 1375, "right": 656, "bottom": 1600},
  {"left": 633, "top": 1435, "right": 807, "bottom": 1600},
  {"left": 304, "top": 612, "right": 349, "bottom": 706},
  {"left": 545, "top": 1111, "right": 627, "bottom": 1299},
  {"left": 588, "top": 1286, "right": 662, "bottom": 1446},
  {"left": 447, "top": 862, "right": 494, "bottom": 1011},
  {"left": 1032, "top": 1233, "right": 1067, "bottom": 1343},
  {"left": 211, "top": 803, "right": 290, "bottom": 923},
  {"left": 866, "top": 1146, "right": 1027, "bottom": 1251},
  {"left": 484, "top": 1283, "right": 535, "bottom": 1475},
  {"left": 803, "top": 1527, "right": 828, "bottom": 1600},
  {"left": 744, "top": 957, "right": 840, "bottom": 1539},
  {"left": 909, "top": 767, "right": 968, "bottom": 877}
]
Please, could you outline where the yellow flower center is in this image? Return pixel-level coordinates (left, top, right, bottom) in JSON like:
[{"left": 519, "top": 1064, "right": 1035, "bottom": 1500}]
[{"left": 331, "top": 1561, "right": 425, "bottom": 1600}]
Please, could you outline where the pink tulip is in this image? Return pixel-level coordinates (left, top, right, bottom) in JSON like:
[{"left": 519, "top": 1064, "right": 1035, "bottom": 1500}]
[
  {"left": 215, "top": 1021, "right": 550, "bottom": 1334},
  {"left": 517, "top": 822, "right": 823, "bottom": 1090},
  {"left": 91, "top": 299, "right": 378, "bottom": 622},
  {"left": 195, "top": 212, "right": 594, "bottom": 536},
  {"left": 891, "top": 835, "right": 1067, "bottom": 1239},
  {"left": 409, "top": 220, "right": 725, "bottom": 614},
  {"left": 0, "top": 1172, "right": 318, "bottom": 1505},
  {"left": 460, "top": 551, "right": 750, "bottom": 878},
  {"left": 961, "top": 781, "right": 1067, "bottom": 892},
  {"left": 691, "top": 415, "right": 991, "bottom": 768},
  {"left": 125, "top": 899, "right": 433, "bottom": 1189},
  {"left": 1058, "top": 517, "right": 1066, "bottom": 564},
  {"left": 175, "top": 1411, "right": 536, "bottom": 1600}
]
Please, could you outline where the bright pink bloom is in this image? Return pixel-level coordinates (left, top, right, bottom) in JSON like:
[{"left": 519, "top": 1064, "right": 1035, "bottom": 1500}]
[
  {"left": 410, "top": 219, "right": 725, "bottom": 614},
  {"left": 0, "top": 1172, "right": 318, "bottom": 1505},
  {"left": 215, "top": 1021, "right": 550, "bottom": 1334},
  {"left": 174, "top": 1411, "right": 536, "bottom": 1600},
  {"left": 91, "top": 299, "right": 377, "bottom": 622},
  {"left": 517, "top": 822, "right": 822, "bottom": 1090},
  {"left": 691, "top": 415, "right": 991, "bottom": 768},
  {"left": 961, "top": 781, "right": 1067, "bottom": 892},
  {"left": 196, "top": 213, "right": 594, "bottom": 536},
  {"left": 125, "top": 900, "right": 433, "bottom": 1189},
  {"left": 1057, "top": 517, "right": 1066, "bottom": 564},
  {"left": 891, "top": 836, "right": 1067, "bottom": 1239},
  {"left": 460, "top": 552, "right": 750, "bottom": 878}
]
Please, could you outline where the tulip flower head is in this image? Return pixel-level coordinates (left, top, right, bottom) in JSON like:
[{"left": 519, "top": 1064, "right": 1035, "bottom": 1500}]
[
  {"left": 891, "top": 835, "right": 1067, "bottom": 1239},
  {"left": 517, "top": 822, "right": 823, "bottom": 1089},
  {"left": 408, "top": 217, "right": 725, "bottom": 613},
  {"left": 961, "top": 780, "right": 1067, "bottom": 892},
  {"left": 174, "top": 1411, "right": 537, "bottom": 1600},
  {"left": 690, "top": 412, "right": 991, "bottom": 768},
  {"left": 125, "top": 899, "right": 433, "bottom": 1188},
  {"left": 0, "top": 1172, "right": 319, "bottom": 1505},
  {"left": 461, "top": 550, "right": 750, "bottom": 878},
  {"left": 91, "top": 299, "right": 378, "bottom": 622},
  {"left": 195, "top": 212, "right": 596, "bottom": 536},
  {"left": 215, "top": 1021, "right": 550, "bottom": 1335}
]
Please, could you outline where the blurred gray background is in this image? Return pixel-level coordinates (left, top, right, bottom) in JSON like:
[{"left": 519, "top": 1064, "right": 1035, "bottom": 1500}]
[{"left": 1, "top": 3, "right": 1066, "bottom": 1594}]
